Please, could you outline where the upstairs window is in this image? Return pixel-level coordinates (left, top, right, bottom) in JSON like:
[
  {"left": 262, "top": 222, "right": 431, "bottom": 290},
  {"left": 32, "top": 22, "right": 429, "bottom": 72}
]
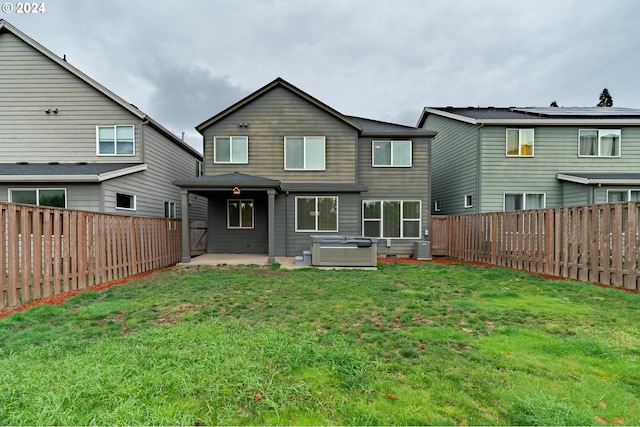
[
  {"left": 285, "top": 137, "right": 325, "bottom": 170},
  {"left": 215, "top": 136, "right": 248, "bottom": 163},
  {"left": 579, "top": 129, "right": 621, "bottom": 157},
  {"left": 97, "top": 125, "right": 134, "bottom": 155},
  {"left": 506, "top": 129, "right": 534, "bottom": 157},
  {"left": 372, "top": 140, "right": 412, "bottom": 167},
  {"left": 504, "top": 193, "right": 546, "bottom": 211}
]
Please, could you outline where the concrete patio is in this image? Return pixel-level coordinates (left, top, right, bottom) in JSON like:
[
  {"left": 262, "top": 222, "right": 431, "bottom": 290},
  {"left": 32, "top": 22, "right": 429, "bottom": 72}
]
[
  {"left": 177, "top": 253, "right": 377, "bottom": 270},
  {"left": 177, "top": 253, "right": 307, "bottom": 269}
]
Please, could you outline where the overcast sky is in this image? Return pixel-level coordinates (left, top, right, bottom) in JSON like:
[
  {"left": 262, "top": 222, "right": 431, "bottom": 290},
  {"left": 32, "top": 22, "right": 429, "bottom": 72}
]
[{"left": 5, "top": 0, "right": 639, "bottom": 152}]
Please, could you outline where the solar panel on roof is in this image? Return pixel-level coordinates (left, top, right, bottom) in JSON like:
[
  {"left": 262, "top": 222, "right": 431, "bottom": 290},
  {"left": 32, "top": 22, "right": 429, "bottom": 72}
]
[{"left": 513, "top": 107, "right": 640, "bottom": 116}]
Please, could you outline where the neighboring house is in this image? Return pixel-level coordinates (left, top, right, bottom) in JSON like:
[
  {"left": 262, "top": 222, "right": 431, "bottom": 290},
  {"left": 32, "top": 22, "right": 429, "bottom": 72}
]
[
  {"left": 418, "top": 106, "right": 640, "bottom": 215},
  {"left": 0, "top": 19, "right": 206, "bottom": 220},
  {"left": 174, "top": 78, "right": 436, "bottom": 262}
]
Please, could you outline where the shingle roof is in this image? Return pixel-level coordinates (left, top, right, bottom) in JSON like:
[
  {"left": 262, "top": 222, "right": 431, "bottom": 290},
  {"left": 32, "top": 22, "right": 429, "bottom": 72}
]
[
  {"left": 348, "top": 116, "right": 436, "bottom": 137},
  {"left": 0, "top": 162, "right": 147, "bottom": 182},
  {"left": 0, "top": 162, "right": 141, "bottom": 175},
  {"left": 421, "top": 106, "right": 640, "bottom": 123}
]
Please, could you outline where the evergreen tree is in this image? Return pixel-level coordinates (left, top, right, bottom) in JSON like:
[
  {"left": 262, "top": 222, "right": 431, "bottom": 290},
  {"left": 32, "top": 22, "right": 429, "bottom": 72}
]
[
  {"left": 550, "top": 100, "right": 559, "bottom": 107},
  {"left": 597, "top": 88, "right": 613, "bottom": 107}
]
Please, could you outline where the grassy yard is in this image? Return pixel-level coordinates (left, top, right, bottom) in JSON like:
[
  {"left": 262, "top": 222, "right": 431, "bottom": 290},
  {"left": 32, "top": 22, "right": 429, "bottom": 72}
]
[{"left": 0, "top": 261, "right": 638, "bottom": 425}]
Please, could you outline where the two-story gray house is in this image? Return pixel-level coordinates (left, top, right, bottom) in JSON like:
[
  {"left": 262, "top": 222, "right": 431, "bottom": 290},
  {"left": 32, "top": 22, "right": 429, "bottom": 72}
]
[
  {"left": 418, "top": 106, "right": 640, "bottom": 215},
  {"left": 0, "top": 19, "right": 206, "bottom": 220},
  {"left": 175, "top": 78, "right": 436, "bottom": 263}
]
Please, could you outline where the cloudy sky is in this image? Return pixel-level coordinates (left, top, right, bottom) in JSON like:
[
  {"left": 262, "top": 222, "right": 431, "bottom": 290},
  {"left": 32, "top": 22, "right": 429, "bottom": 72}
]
[{"left": 5, "top": 0, "right": 639, "bottom": 152}]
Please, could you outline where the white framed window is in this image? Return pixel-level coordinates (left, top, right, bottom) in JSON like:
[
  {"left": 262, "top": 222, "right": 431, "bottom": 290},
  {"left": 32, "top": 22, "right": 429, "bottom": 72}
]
[
  {"left": 97, "top": 125, "right": 135, "bottom": 156},
  {"left": 362, "top": 200, "right": 421, "bottom": 239},
  {"left": 504, "top": 193, "right": 546, "bottom": 211},
  {"left": 9, "top": 188, "right": 67, "bottom": 208},
  {"left": 295, "top": 196, "right": 337, "bottom": 232},
  {"left": 578, "top": 129, "right": 621, "bottom": 157},
  {"left": 164, "top": 201, "right": 176, "bottom": 218},
  {"left": 434, "top": 200, "right": 441, "bottom": 212},
  {"left": 464, "top": 195, "right": 473, "bottom": 208},
  {"left": 506, "top": 129, "right": 534, "bottom": 157},
  {"left": 214, "top": 136, "right": 248, "bottom": 163},
  {"left": 372, "top": 140, "right": 412, "bottom": 167},
  {"left": 606, "top": 189, "right": 640, "bottom": 203},
  {"left": 116, "top": 192, "right": 136, "bottom": 210},
  {"left": 228, "top": 199, "right": 254, "bottom": 229},
  {"left": 285, "top": 136, "right": 325, "bottom": 170},
  {"left": 196, "top": 161, "right": 204, "bottom": 177}
]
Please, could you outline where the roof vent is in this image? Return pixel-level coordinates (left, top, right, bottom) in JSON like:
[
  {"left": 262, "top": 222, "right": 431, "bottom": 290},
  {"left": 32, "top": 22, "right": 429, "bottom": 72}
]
[
  {"left": 16, "top": 161, "right": 28, "bottom": 165},
  {"left": 76, "top": 161, "right": 88, "bottom": 165},
  {"left": 48, "top": 161, "right": 59, "bottom": 165}
]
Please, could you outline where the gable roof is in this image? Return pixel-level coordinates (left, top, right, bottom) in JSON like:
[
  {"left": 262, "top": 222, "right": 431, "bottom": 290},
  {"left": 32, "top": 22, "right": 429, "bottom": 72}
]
[
  {"left": 0, "top": 19, "right": 202, "bottom": 159},
  {"left": 196, "top": 77, "right": 364, "bottom": 133},
  {"left": 417, "top": 106, "right": 640, "bottom": 127}
]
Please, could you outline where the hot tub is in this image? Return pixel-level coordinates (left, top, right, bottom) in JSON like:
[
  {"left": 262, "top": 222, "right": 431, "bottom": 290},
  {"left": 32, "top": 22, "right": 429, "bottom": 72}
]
[{"left": 310, "top": 235, "right": 378, "bottom": 267}]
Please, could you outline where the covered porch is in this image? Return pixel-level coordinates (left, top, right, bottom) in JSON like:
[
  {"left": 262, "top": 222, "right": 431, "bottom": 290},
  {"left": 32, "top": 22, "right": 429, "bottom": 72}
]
[{"left": 173, "top": 172, "right": 281, "bottom": 264}]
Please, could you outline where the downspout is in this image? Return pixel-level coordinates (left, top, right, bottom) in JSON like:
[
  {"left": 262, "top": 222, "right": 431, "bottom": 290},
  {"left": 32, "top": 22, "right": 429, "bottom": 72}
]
[
  {"left": 476, "top": 123, "right": 484, "bottom": 213},
  {"left": 140, "top": 119, "right": 149, "bottom": 163}
]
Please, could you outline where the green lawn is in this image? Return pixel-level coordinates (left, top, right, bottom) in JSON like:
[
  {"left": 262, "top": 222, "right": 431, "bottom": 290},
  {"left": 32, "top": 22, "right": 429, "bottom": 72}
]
[{"left": 0, "top": 261, "right": 638, "bottom": 425}]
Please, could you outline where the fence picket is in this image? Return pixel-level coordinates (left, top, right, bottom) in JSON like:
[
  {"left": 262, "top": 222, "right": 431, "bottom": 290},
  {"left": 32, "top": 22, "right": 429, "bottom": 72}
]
[
  {"left": 1, "top": 203, "right": 182, "bottom": 311},
  {"left": 430, "top": 202, "right": 640, "bottom": 291}
]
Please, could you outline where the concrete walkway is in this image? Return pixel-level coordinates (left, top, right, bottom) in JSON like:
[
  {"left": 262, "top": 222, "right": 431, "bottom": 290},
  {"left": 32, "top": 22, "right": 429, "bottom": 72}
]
[{"left": 177, "top": 253, "right": 308, "bottom": 269}]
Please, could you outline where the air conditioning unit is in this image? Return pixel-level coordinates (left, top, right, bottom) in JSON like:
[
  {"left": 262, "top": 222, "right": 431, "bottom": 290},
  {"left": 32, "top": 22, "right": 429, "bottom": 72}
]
[{"left": 414, "top": 241, "right": 431, "bottom": 260}]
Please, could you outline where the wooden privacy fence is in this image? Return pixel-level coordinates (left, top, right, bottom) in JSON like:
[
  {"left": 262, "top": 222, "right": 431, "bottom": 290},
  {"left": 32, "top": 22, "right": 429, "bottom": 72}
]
[
  {"left": 431, "top": 202, "right": 640, "bottom": 291},
  {"left": 1, "top": 202, "right": 181, "bottom": 310}
]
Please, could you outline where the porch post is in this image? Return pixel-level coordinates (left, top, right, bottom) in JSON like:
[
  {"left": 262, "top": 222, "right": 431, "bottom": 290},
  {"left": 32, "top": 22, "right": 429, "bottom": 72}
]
[
  {"left": 267, "top": 189, "right": 276, "bottom": 263},
  {"left": 181, "top": 189, "right": 191, "bottom": 263}
]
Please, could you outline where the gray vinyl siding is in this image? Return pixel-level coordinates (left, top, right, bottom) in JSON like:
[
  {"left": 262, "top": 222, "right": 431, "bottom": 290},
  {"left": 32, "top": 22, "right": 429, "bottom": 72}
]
[
  {"left": 479, "top": 126, "right": 640, "bottom": 212},
  {"left": 423, "top": 114, "right": 479, "bottom": 215},
  {"left": 560, "top": 182, "right": 591, "bottom": 207},
  {"left": 201, "top": 86, "right": 358, "bottom": 183},
  {"left": 1, "top": 29, "right": 205, "bottom": 219},
  {"left": 357, "top": 136, "right": 432, "bottom": 255},
  {"left": 0, "top": 31, "right": 144, "bottom": 163},
  {"left": 100, "top": 125, "right": 207, "bottom": 219}
]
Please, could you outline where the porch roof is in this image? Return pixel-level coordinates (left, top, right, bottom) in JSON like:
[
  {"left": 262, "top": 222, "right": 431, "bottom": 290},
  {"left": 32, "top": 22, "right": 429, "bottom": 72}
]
[
  {"left": 172, "top": 172, "right": 280, "bottom": 192},
  {"left": 173, "top": 172, "right": 369, "bottom": 193},
  {"left": 557, "top": 172, "right": 640, "bottom": 185}
]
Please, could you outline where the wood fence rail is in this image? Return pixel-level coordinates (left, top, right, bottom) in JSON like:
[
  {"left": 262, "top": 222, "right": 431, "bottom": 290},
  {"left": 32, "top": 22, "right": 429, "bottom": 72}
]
[
  {"left": 1, "top": 203, "right": 181, "bottom": 310},
  {"left": 431, "top": 202, "right": 640, "bottom": 291}
]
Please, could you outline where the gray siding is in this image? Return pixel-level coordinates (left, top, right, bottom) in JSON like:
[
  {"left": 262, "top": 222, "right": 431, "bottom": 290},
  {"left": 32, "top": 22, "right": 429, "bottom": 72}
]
[
  {"left": 425, "top": 110, "right": 640, "bottom": 214},
  {"left": 201, "top": 86, "right": 359, "bottom": 183},
  {"left": 479, "top": 126, "right": 640, "bottom": 212},
  {"left": 0, "top": 29, "right": 206, "bottom": 219},
  {"left": 423, "top": 114, "right": 479, "bottom": 215},
  {"left": 207, "top": 193, "right": 268, "bottom": 254},
  {"left": 0, "top": 31, "right": 144, "bottom": 163},
  {"left": 357, "top": 135, "right": 432, "bottom": 255}
]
